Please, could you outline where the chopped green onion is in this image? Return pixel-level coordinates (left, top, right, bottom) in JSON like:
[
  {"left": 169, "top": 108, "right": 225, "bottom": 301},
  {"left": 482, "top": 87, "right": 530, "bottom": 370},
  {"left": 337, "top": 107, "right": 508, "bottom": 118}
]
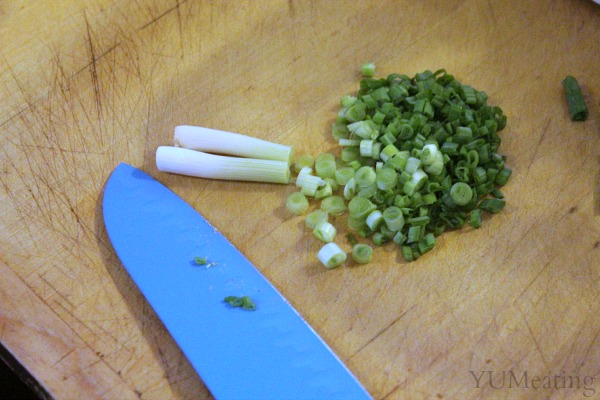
[
  {"left": 450, "top": 182, "right": 473, "bottom": 206},
  {"left": 313, "top": 220, "right": 337, "bottom": 242},
  {"left": 341, "top": 147, "right": 360, "bottom": 162},
  {"left": 347, "top": 215, "right": 367, "bottom": 231},
  {"left": 301, "top": 174, "right": 326, "bottom": 197},
  {"left": 355, "top": 166, "right": 377, "bottom": 187},
  {"left": 401, "top": 245, "right": 414, "bottom": 261},
  {"left": 420, "top": 143, "right": 439, "bottom": 166},
  {"left": 495, "top": 167, "right": 512, "bottom": 186},
  {"left": 461, "top": 85, "right": 477, "bottom": 105},
  {"left": 224, "top": 295, "right": 257, "bottom": 311},
  {"left": 332, "top": 122, "right": 350, "bottom": 140},
  {"left": 417, "top": 232, "right": 436, "bottom": 254},
  {"left": 320, "top": 195, "right": 347, "bottom": 215},
  {"left": 325, "top": 177, "right": 339, "bottom": 192},
  {"left": 479, "top": 198, "right": 506, "bottom": 213},
  {"left": 346, "top": 233, "right": 358, "bottom": 246},
  {"left": 348, "top": 120, "right": 379, "bottom": 140},
  {"left": 393, "top": 231, "right": 407, "bottom": 245},
  {"left": 360, "top": 140, "right": 376, "bottom": 158},
  {"left": 562, "top": 75, "right": 589, "bottom": 121},
  {"left": 361, "top": 62, "right": 376, "bottom": 77},
  {"left": 285, "top": 192, "right": 309, "bottom": 215},
  {"left": 423, "top": 151, "right": 444, "bottom": 176},
  {"left": 335, "top": 167, "right": 355, "bottom": 185},
  {"left": 348, "top": 196, "right": 376, "bottom": 219},
  {"left": 407, "top": 225, "right": 424, "bottom": 243},
  {"left": 376, "top": 168, "right": 398, "bottom": 190},
  {"left": 372, "top": 232, "right": 388, "bottom": 246},
  {"left": 288, "top": 66, "right": 511, "bottom": 264},
  {"left": 194, "top": 257, "right": 208, "bottom": 265},
  {"left": 315, "top": 153, "right": 337, "bottom": 179},
  {"left": 305, "top": 209, "right": 328, "bottom": 229},
  {"left": 405, "top": 157, "right": 422, "bottom": 174},
  {"left": 345, "top": 103, "right": 367, "bottom": 123},
  {"left": 408, "top": 215, "right": 430, "bottom": 226},
  {"left": 339, "top": 138, "right": 361, "bottom": 147},
  {"left": 344, "top": 177, "right": 357, "bottom": 199},
  {"left": 341, "top": 95, "right": 357, "bottom": 108},
  {"left": 314, "top": 181, "right": 333, "bottom": 199},
  {"left": 403, "top": 169, "right": 428, "bottom": 196},
  {"left": 382, "top": 206, "right": 405, "bottom": 231},
  {"left": 352, "top": 244, "right": 373, "bottom": 264},
  {"left": 317, "top": 242, "right": 347, "bottom": 269},
  {"left": 295, "top": 166, "right": 315, "bottom": 187},
  {"left": 469, "top": 209, "right": 482, "bottom": 228},
  {"left": 293, "top": 154, "right": 315, "bottom": 173},
  {"left": 366, "top": 210, "right": 384, "bottom": 231},
  {"left": 380, "top": 144, "right": 400, "bottom": 162},
  {"left": 156, "top": 147, "right": 291, "bottom": 184}
]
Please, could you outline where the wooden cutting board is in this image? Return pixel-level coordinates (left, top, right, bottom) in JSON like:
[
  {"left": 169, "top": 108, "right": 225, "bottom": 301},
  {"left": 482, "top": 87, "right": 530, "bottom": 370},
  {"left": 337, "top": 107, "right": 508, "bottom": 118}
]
[{"left": 1, "top": 1, "right": 599, "bottom": 399}]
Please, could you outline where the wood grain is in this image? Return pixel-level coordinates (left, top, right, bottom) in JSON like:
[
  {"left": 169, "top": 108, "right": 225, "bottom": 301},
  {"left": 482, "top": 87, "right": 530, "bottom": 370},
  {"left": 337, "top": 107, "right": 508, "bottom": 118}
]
[{"left": 1, "top": 1, "right": 599, "bottom": 399}]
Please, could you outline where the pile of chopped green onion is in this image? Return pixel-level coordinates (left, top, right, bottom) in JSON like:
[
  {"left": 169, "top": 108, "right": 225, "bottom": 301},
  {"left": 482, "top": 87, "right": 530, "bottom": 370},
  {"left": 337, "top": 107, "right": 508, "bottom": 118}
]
[{"left": 286, "top": 64, "right": 512, "bottom": 267}]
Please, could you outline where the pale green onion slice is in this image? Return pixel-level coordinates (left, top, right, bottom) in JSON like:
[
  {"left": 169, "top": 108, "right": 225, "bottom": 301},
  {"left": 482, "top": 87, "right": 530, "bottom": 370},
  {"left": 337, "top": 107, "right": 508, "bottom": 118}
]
[
  {"left": 295, "top": 166, "right": 314, "bottom": 187},
  {"left": 344, "top": 177, "right": 357, "bottom": 199},
  {"left": 156, "top": 147, "right": 290, "bottom": 184},
  {"left": 341, "top": 147, "right": 360, "bottom": 162},
  {"left": 361, "top": 62, "right": 376, "bottom": 77},
  {"left": 450, "top": 182, "right": 473, "bottom": 206},
  {"left": 360, "top": 140, "right": 375, "bottom": 157},
  {"left": 393, "top": 231, "right": 407, "bottom": 245},
  {"left": 293, "top": 154, "right": 315, "bottom": 173},
  {"left": 339, "top": 139, "right": 361, "bottom": 147},
  {"left": 376, "top": 168, "right": 398, "bottom": 190},
  {"left": 387, "top": 151, "right": 410, "bottom": 171},
  {"left": 357, "top": 183, "right": 377, "bottom": 198},
  {"left": 366, "top": 210, "right": 384, "bottom": 230},
  {"left": 348, "top": 196, "right": 376, "bottom": 219},
  {"left": 320, "top": 195, "right": 347, "bottom": 215},
  {"left": 420, "top": 143, "right": 439, "bottom": 166},
  {"left": 324, "top": 177, "right": 339, "bottom": 192},
  {"left": 380, "top": 144, "right": 400, "bottom": 162},
  {"left": 313, "top": 220, "right": 337, "bottom": 243},
  {"left": 301, "top": 174, "right": 326, "bottom": 197},
  {"left": 314, "top": 182, "right": 333, "bottom": 199},
  {"left": 340, "top": 95, "right": 357, "bottom": 108},
  {"left": 424, "top": 151, "right": 444, "bottom": 176},
  {"left": 317, "top": 242, "right": 347, "bottom": 269},
  {"left": 285, "top": 192, "right": 309, "bottom": 215},
  {"left": 371, "top": 142, "right": 382, "bottom": 160},
  {"left": 403, "top": 169, "right": 428, "bottom": 196},
  {"left": 352, "top": 243, "right": 373, "bottom": 264},
  {"left": 383, "top": 206, "right": 405, "bottom": 231},
  {"left": 174, "top": 125, "right": 293, "bottom": 165},
  {"left": 345, "top": 103, "right": 366, "bottom": 123},
  {"left": 305, "top": 209, "right": 328, "bottom": 229},
  {"left": 347, "top": 120, "right": 379, "bottom": 140},
  {"left": 405, "top": 157, "right": 422, "bottom": 174},
  {"left": 347, "top": 215, "right": 367, "bottom": 231},
  {"left": 355, "top": 166, "right": 377, "bottom": 187},
  {"left": 315, "top": 153, "right": 337, "bottom": 179},
  {"left": 335, "top": 167, "right": 355, "bottom": 186}
]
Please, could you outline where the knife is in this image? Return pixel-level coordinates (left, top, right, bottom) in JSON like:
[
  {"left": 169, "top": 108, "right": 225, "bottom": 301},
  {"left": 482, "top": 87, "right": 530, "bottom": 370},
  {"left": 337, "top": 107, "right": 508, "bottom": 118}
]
[{"left": 102, "top": 163, "right": 372, "bottom": 400}]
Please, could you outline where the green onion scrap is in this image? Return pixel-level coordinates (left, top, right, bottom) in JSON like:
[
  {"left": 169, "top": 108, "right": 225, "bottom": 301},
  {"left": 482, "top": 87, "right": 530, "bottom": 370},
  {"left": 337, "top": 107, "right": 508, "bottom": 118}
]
[
  {"left": 288, "top": 64, "right": 512, "bottom": 265},
  {"left": 224, "top": 295, "right": 256, "bottom": 311},
  {"left": 562, "top": 75, "right": 589, "bottom": 121}
]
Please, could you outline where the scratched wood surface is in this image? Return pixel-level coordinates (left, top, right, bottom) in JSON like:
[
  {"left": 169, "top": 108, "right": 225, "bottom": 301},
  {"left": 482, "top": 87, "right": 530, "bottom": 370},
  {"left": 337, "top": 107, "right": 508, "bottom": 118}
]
[{"left": 1, "top": 1, "right": 599, "bottom": 399}]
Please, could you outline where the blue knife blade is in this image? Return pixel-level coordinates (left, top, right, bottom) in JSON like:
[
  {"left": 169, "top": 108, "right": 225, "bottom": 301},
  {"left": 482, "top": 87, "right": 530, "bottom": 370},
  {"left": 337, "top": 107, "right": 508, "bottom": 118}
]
[{"left": 102, "top": 163, "right": 372, "bottom": 400}]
